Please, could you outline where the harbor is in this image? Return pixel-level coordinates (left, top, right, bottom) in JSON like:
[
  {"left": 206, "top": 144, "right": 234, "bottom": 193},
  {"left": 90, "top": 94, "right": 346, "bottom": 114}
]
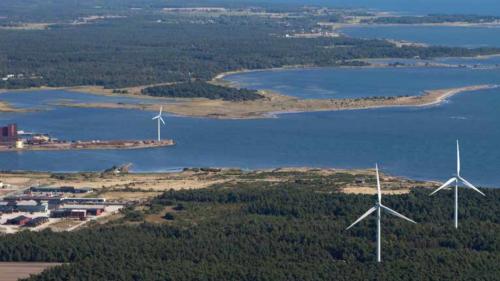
[{"left": 0, "top": 122, "right": 174, "bottom": 152}]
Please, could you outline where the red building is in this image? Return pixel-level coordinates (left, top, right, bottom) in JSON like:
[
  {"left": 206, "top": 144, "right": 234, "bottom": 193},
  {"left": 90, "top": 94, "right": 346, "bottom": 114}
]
[{"left": 0, "top": 124, "right": 18, "bottom": 144}]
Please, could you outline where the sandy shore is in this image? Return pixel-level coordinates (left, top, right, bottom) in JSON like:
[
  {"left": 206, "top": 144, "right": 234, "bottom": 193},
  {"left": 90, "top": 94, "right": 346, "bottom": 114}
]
[
  {"left": 0, "top": 101, "right": 26, "bottom": 112},
  {"left": 0, "top": 66, "right": 497, "bottom": 119},
  {"left": 54, "top": 84, "right": 497, "bottom": 119}
]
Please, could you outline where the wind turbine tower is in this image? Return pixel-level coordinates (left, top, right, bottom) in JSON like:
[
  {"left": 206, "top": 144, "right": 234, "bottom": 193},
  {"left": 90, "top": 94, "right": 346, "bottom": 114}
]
[
  {"left": 346, "top": 164, "right": 417, "bottom": 262},
  {"left": 152, "top": 106, "right": 166, "bottom": 142},
  {"left": 430, "top": 140, "right": 485, "bottom": 228}
]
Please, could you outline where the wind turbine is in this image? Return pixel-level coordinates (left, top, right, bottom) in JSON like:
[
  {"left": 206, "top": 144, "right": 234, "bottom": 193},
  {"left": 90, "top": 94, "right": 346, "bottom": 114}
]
[
  {"left": 346, "top": 164, "right": 417, "bottom": 263},
  {"left": 152, "top": 106, "right": 165, "bottom": 142},
  {"left": 430, "top": 140, "right": 485, "bottom": 228}
]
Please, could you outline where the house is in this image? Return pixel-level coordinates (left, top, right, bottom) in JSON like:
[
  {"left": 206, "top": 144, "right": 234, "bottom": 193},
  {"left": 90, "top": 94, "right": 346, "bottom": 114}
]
[{"left": 6, "top": 215, "right": 31, "bottom": 226}]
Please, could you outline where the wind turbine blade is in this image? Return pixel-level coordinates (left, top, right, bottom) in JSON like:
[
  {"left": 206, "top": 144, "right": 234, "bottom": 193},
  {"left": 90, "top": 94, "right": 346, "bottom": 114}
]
[
  {"left": 380, "top": 205, "right": 417, "bottom": 224},
  {"left": 458, "top": 176, "right": 486, "bottom": 196},
  {"left": 159, "top": 106, "right": 163, "bottom": 115},
  {"left": 346, "top": 206, "right": 377, "bottom": 230},
  {"left": 159, "top": 117, "right": 165, "bottom": 125},
  {"left": 456, "top": 140, "right": 460, "bottom": 176},
  {"left": 430, "top": 177, "right": 456, "bottom": 196},
  {"left": 376, "top": 164, "right": 381, "bottom": 203},
  {"left": 152, "top": 115, "right": 159, "bottom": 120}
]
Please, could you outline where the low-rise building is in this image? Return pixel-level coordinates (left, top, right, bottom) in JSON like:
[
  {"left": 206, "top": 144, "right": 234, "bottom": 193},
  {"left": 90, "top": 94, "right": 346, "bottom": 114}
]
[
  {"left": 16, "top": 201, "right": 48, "bottom": 213},
  {"left": 6, "top": 215, "right": 31, "bottom": 226},
  {"left": 30, "top": 186, "right": 92, "bottom": 194},
  {"left": 62, "top": 197, "right": 106, "bottom": 204},
  {"left": 0, "top": 200, "right": 48, "bottom": 213},
  {"left": 25, "top": 216, "right": 49, "bottom": 227},
  {"left": 61, "top": 204, "right": 105, "bottom": 216}
]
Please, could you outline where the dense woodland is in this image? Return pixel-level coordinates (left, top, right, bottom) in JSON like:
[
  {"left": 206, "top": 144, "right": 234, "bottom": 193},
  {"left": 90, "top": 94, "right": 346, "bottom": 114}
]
[
  {"left": 142, "top": 82, "right": 263, "bottom": 101},
  {"left": 0, "top": 173, "right": 498, "bottom": 281},
  {"left": 0, "top": 12, "right": 499, "bottom": 91}
]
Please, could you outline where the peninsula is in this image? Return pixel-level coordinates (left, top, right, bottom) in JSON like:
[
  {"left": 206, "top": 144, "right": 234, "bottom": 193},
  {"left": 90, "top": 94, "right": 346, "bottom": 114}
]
[{"left": 54, "top": 84, "right": 497, "bottom": 119}]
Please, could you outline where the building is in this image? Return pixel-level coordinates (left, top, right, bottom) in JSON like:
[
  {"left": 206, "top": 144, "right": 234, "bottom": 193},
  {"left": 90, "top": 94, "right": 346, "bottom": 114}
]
[
  {"left": 62, "top": 198, "right": 106, "bottom": 204},
  {"left": 0, "top": 200, "right": 48, "bottom": 213},
  {"left": 30, "top": 186, "right": 92, "bottom": 194},
  {"left": 6, "top": 215, "right": 31, "bottom": 226},
  {"left": 16, "top": 201, "right": 48, "bottom": 213},
  {"left": 69, "top": 210, "right": 87, "bottom": 220},
  {"left": 0, "top": 124, "right": 18, "bottom": 144},
  {"left": 25, "top": 217, "right": 49, "bottom": 227},
  {"left": 0, "top": 201, "right": 15, "bottom": 213},
  {"left": 61, "top": 205, "right": 105, "bottom": 216},
  {"left": 5, "top": 195, "right": 64, "bottom": 207},
  {"left": 50, "top": 205, "right": 105, "bottom": 219}
]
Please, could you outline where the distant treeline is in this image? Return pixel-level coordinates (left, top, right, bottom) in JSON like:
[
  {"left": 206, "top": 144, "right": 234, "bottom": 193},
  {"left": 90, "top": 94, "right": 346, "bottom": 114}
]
[
  {"left": 365, "top": 14, "right": 500, "bottom": 24},
  {"left": 0, "top": 15, "right": 499, "bottom": 90},
  {"left": 141, "top": 82, "right": 263, "bottom": 101},
  {"left": 0, "top": 176, "right": 499, "bottom": 281}
]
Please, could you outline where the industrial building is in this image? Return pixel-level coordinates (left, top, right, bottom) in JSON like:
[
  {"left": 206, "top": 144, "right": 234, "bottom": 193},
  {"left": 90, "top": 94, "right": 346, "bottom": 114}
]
[
  {"left": 62, "top": 197, "right": 106, "bottom": 204},
  {"left": 29, "top": 186, "right": 92, "bottom": 194},
  {"left": 0, "top": 124, "right": 18, "bottom": 144},
  {"left": 0, "top": 200, "right": 48, "bottom": 213},
  {"left": 51, "top": 205, "right": 105, "bottom": 219},
  {"left": 26, "top": 217, "right": 49, "bottom": 227},
  {"left": 6, "top": 215, "right": 31, "bottom": 226}
]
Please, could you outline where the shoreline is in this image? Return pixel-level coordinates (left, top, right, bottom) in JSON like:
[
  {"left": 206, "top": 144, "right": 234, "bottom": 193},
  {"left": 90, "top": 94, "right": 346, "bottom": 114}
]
[
  {"left": 0, "top": 139, "right": 175, "bottom": 152},
  {"left": 53, "top": 84, "right": 498, "bottom": 119},
  {"left": 0, "top": 62, "right": 498, "bottom": 119}
]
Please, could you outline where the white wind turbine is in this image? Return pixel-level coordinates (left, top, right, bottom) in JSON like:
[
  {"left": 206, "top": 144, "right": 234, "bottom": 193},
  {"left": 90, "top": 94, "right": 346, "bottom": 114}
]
[
  {"left": 346, "top": 164, "right": 417, "bottom": 263},
  {"left": 430, "top": 140, "right": 485, "bottom": 228},
  {"left": 152, "top": 106, "right": 165, "bottom": 142}
]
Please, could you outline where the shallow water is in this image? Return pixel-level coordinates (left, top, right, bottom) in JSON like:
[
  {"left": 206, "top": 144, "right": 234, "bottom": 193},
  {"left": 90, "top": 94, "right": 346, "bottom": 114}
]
[
  {"left": 341, "top": 25, "right": 500, "bottom": 48},
  {"left": 0, "top": 86, "right": 499, "bottom": 187},
  {"left": 225, "top": 66, "right": 500, "bottom": 99}
]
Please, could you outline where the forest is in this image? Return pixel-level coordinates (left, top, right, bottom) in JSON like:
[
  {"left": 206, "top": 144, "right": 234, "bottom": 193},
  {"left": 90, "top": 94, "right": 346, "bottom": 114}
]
[
  {"left": 0, "top": 175, "right": 498, "bottom": 281},
  {"left": 142, "top": 82, "right": 263, "bottom": 101},
  {"left": 0, "top": 12, "right": 499, "bottom": 91}
]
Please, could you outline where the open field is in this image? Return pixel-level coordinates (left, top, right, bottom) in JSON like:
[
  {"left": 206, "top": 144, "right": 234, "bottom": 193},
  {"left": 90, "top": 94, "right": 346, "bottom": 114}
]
[
  {"left": 0, "top": 262, "right": 61, "bottom": 281},
  {"left": 0, "top": 167, "right": 438, "bottom": 201}
]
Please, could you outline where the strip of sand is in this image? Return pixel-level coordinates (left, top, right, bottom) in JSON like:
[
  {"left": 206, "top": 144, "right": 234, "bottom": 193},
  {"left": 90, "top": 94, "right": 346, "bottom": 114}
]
[
  {"left": 53, "top": 84, "right": 498, "bottom": 119},
  {"left": 0, "top": 101, "right": 25, "bottom": 112}
]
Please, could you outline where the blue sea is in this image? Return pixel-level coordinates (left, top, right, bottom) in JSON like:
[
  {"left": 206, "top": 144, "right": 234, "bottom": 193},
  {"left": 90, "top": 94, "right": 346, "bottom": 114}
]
[
  {"left": 1, "top": 63, "right": 500, "bottom": 186},
  {"left": 341, "top": 26, "right": 500, "bottom": 48}
]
